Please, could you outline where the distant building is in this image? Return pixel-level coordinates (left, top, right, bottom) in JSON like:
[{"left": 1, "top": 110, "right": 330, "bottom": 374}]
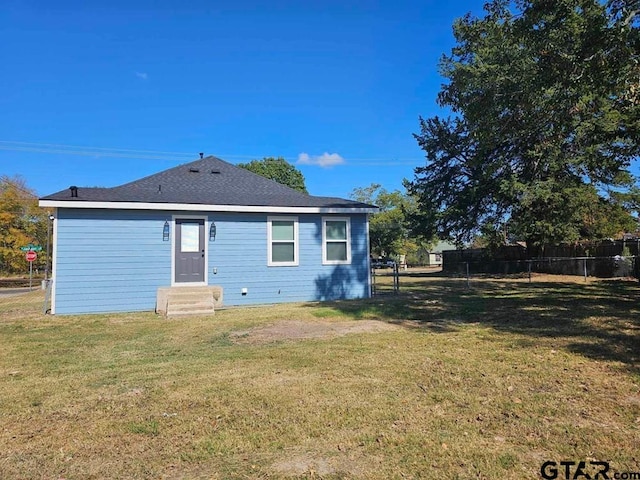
[{"left": 426, "top": 240, "right": 457, "bottom": 266}]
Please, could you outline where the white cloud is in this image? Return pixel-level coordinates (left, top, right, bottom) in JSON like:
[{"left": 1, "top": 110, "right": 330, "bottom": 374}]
[
  {"left": 136, "top": 72, "right": 149, "bottom": 80},
  {"left": 297, "top": 152, "right": 345, "bottom": 168}
]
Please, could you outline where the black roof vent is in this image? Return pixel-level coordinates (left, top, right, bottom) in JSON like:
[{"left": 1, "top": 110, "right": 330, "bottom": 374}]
[
  {"left": 70, "top": 186, "right": 78, "bottom": 198},
  {"left": 211, "top": 169, "right": 221, "bottom": 174},
  {"left": 189, "top": 167, "right": 200, "bottom": 173}
]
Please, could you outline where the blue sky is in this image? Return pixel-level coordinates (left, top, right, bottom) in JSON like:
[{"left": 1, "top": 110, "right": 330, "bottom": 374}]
[{"left": 1, "top": 0, "right": 489, "bottom": 199}]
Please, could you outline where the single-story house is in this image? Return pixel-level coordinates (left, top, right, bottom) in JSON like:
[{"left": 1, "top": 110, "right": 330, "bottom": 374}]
[
  {"left": 425, "top": 241, "right": 457, "bottom": 267},
  {"left": 39, "top": 155, "right": 377, "bottom": 315}
]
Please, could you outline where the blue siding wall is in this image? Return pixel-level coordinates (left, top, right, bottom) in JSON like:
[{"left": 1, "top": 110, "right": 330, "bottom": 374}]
[
  {"left": 53, "top": 209, "right": 370, "bottom": 314},
  {"left": 210, "top": 213, "right": 370, "bottom": 306},
  {"left": 54, "top": 209, "right": 171, "bottom": 314}
]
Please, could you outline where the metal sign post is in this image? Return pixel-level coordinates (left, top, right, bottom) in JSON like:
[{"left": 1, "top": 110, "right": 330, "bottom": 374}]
[{"left": 25, "top": 250, "right": 37, "bottom": 290}]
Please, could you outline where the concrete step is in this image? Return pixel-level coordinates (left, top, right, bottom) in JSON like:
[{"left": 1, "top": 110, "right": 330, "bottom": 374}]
[
  {"left": 167, "top": 300, "right": 214, "bottom": 311},
  {"left": 168, "top": 294, "right": 213, "bottom": 304},
  {"left": 166, "top": 294, "right": 214, "bottom": 317},
  {"left": 156, "top": 286, "right": 223, "bottom": 317},
  {"left": 167, "top": 308, "right": 216, "bottom": 317},
  {"left": 166, "top": 304, "right": 215, "bottom": 317}
]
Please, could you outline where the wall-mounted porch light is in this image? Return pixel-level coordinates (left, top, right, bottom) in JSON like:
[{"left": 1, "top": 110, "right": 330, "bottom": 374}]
[
  {"left": 163, "top": 221, "right": 170, "bottom": 241},
  {"left": 209, "top": 221, "right": 217, "bottom": 241}
]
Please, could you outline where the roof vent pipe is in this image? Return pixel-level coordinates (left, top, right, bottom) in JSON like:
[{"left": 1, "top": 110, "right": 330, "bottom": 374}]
[
  {"left": 199, "top": 152, "right": 204, "bottom": 159},
  {"left": 70, "top": 186, "right": 78, "bottom": 198}
]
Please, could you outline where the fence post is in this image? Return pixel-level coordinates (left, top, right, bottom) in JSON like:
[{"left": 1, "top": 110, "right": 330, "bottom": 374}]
[
  {"left": 371, "top": 267, "right": 376, "bottom": 297},
  {"left": 528, "top": 260, "right": 532, "bottom": 283},
  {"left": 466, "top": 262, "right": 470, "bottom": 289},
  {"left": 584, "top": 258, "right": 587, "bottom": 282},
  {"left": 394, "top": 263, "right": 400, "bottom": 294},
  {"left": 42, "top": 279, "right": 52, "bottom": 314},
  {"left": 391, "top": 264, "right": 395, "bottom": 294}
]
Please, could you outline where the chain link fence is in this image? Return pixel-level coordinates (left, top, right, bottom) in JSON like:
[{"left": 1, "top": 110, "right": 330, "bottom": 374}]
[
  {"left": 370, "top": 264, "right": 400, "bottom": 296},
  {"left": 444, "top": 255, "right": 639, "bottom": 281},
  {"left": 370, "top": 249, "right": 639, "bottom": 297},
  {"left": 442, "top": 240, "right": 640, "bottom": 281}
]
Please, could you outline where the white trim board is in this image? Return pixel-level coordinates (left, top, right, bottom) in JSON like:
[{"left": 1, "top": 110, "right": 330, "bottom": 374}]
[
  {"left": 50, "top": 210, "right": 58, "bottom": 314},
  {"left": 39, "top": 200, "right": 378, "bottom": 214}
]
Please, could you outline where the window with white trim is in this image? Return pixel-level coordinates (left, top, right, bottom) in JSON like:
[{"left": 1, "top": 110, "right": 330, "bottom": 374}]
[
  {"left": 268, "top": 216, "right": 299, "bottom": 266},
  {"left": 322, "top": 217, "right": 351, "bottom": 264}
]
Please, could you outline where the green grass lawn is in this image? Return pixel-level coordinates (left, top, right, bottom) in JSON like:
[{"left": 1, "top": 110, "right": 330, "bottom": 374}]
[{"left": 1, "top": 274, "right": 639, "bottom": 479}]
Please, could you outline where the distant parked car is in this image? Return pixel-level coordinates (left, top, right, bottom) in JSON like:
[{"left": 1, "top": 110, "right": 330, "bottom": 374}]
[{"left": 371, "top": 257, "right": 396, "bottom": 269}]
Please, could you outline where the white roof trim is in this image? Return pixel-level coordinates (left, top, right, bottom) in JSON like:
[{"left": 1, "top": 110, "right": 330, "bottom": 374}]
[{"left": 38, "top": 199, "right": 378, "bottom": 214}]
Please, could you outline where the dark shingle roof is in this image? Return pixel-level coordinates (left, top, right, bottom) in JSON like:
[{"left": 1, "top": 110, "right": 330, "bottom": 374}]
[{"left": 40, "top": 156, "right": 375, "bottom": 210}]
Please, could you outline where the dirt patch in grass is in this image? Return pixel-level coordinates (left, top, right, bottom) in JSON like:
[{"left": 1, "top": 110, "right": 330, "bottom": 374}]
[
  {"left": 229, "top": 319, "right": 400, "bottom": 344},
  {"left": 271, "top": 452, "right": 367, "bottom": 477}
]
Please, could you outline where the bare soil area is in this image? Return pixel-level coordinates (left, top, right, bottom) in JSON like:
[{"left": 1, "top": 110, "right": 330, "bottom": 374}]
[{"left": 230, "top": 318, "right": 400, "bottom": 344}]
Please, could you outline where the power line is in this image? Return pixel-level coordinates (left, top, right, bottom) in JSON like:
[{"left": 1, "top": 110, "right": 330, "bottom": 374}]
[
  {"left": 0, "top": 140, "right": 196, "bottom": 157},
  {"left": 0, "top": 145, "right": 193, "bottom": 161},
  {"left": 0, "top": 141, "right": 257, "bottom": 162},
  {"left": 0, "top": 140, "right": 423, "bottom": 166}
]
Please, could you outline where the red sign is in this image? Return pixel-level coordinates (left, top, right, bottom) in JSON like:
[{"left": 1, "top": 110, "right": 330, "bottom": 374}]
[{"left": 25, "top": 250, "right": 37, "bottom": 262}]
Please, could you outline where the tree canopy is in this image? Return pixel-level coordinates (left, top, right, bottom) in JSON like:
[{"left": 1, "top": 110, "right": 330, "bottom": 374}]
[
  {"left": 407, "top": 0, "right": 639, "bottom": 248},
  {"left": 350, "top": 183, "right": 432, "bottom": 260},
  {"left": 0, "top": 176, "right": 49, "bottom": 274},
  {"left": 237, "top": 157, "right": 308, "bottom": 193}
]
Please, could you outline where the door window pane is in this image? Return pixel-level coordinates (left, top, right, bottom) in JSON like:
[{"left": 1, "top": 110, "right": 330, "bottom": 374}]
[{"left": 181, "top": 223, "right": 200, "bottom": 252}]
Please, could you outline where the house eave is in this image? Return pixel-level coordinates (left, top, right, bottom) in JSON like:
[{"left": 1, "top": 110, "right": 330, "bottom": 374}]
[{"left": 38, "top": 199, "right": 378, "bottom": 214}]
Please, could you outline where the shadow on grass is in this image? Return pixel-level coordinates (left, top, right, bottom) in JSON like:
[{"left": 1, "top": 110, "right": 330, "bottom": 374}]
[{"left": 307, "top": 275, "right": 640, "bottom": 374}]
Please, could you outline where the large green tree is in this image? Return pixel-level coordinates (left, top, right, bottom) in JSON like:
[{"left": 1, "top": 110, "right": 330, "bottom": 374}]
[
  {"left": 407, "top": 0, "right": 639, "bottom": 248},
  {"left": 238, "top": 157, "right": 308, "bottom": 193},
  {"left": 350, "top": 183, "right": 432, "bottom": 259},
  {"left": 0, "top": 176, "right": 49, "bottom": 274}
]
